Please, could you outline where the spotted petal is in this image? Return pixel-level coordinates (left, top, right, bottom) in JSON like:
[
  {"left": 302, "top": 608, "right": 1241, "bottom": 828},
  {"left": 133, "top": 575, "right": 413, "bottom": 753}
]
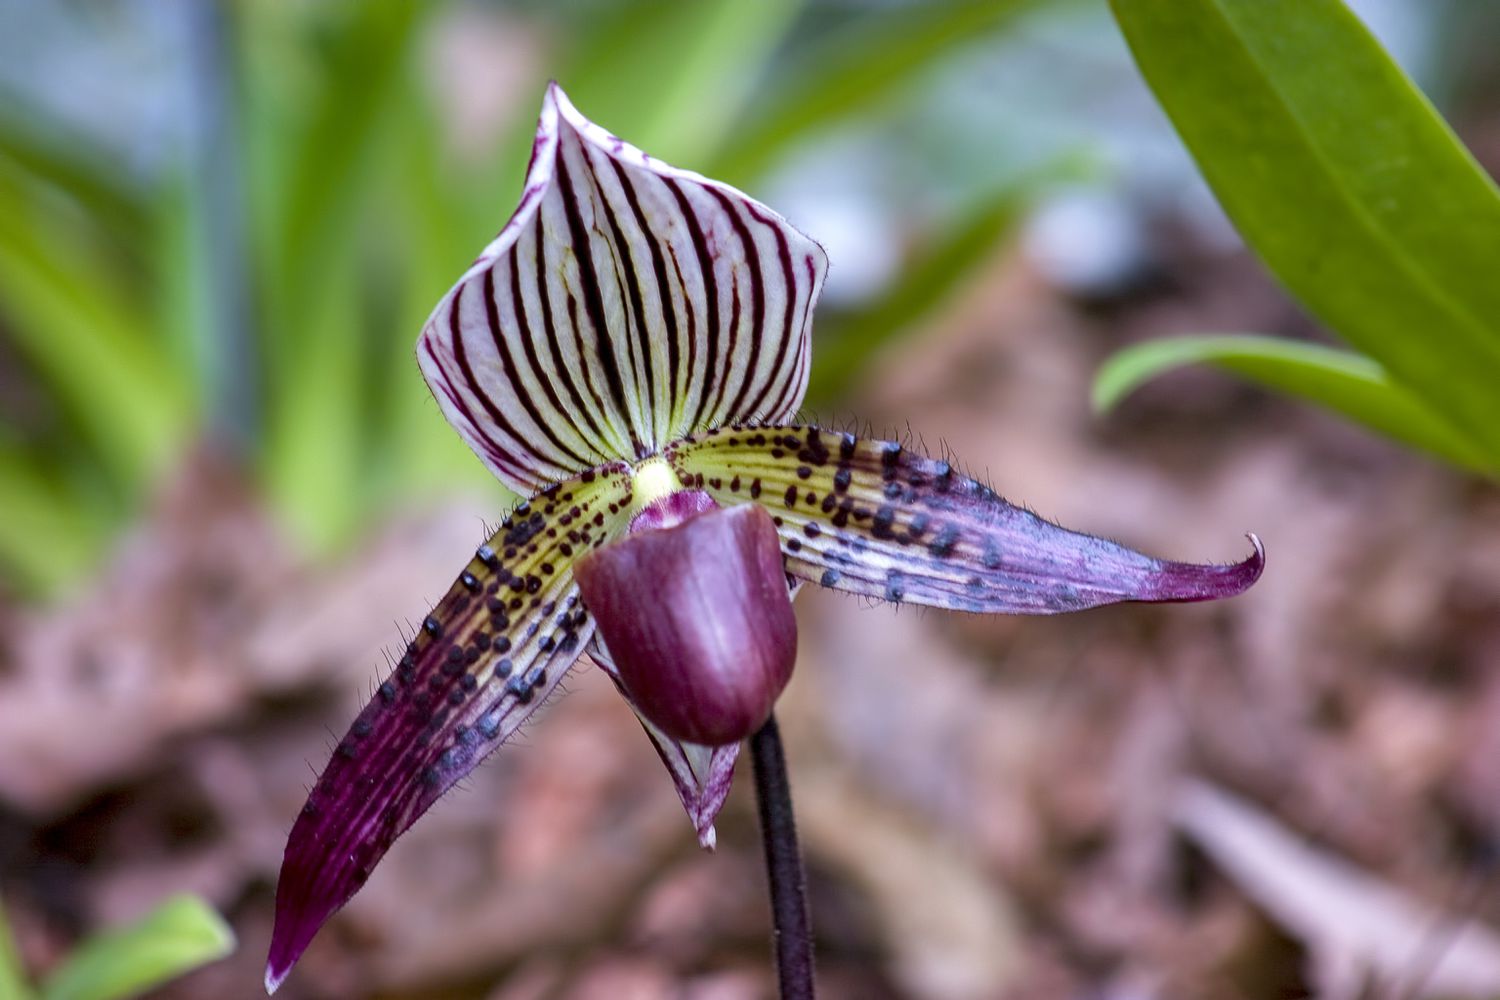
[
  {"left": 418, "top": 83, "right": 828, "bottom": 495},
  {"left": 590, "top": 639, "right": 738, "bottom": 850},
  {"left": 266, "top": 467, "right": 632, "bottom": 994},
  {"left": 667, "top": 427, "right": 1263, "bottom": 612}
]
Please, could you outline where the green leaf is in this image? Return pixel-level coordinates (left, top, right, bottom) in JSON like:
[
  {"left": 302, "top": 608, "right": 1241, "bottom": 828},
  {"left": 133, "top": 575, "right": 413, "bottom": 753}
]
[
  {"left": 260, "top": 2, "right": 425, "bottom": 325},
  {"left": 1109, "top": 0, "right": 1500, "bottom": 465},
  {"left": 808, "top": 182, "right": 1024, "bottom": 402},
  {"left": 247, "top": 1, "right": 426, "bottom": 551},
  {"left": 261, "top": 247, "right": 367, "bottom": 550},
  {"left": 0, "top": 444, "right": 108, "bottom": 598},
  {"left": 376, "top": 94, "right": 512, "bottom": 503},
  {"left": 707, "top": 0, "right": 1043, "bottom": 184},
  {"left": 0, "top": 163, "right": 191, "bottom": 494},
  {"left": 0, "top": 98, "right": 149, "bottom": 251},
  {"left": 0, "top": 897, "right": 36, "bottom": 1000},
  {"left": 39, "top": 895, "right": 234, "bottom": 1000},
  {"left": 1094, "top": 334, "right": 1493, "bottom": 472}
]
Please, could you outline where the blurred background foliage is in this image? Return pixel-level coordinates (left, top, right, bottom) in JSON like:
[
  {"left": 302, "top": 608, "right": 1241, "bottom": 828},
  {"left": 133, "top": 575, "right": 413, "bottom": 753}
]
[
  {"left": 4, "top": 0, "right": 1498, "bottom": 599},
  {"left": 0, "top": 0, "right": 1064, "bottom": 598}
]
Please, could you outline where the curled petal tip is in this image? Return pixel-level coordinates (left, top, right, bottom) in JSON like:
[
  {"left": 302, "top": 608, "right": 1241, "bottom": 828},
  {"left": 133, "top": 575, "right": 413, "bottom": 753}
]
[
  {"left": 1147, "top": 532, "right": 1265, "bottom": 603},
  {"left": 542, "top": 80, "right": 571, "bottom": 119}
]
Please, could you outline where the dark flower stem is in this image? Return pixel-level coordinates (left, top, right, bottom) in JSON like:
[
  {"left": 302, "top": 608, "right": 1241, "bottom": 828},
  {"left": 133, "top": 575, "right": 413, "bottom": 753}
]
[{"left": 750, "top": 714, "right": 816, "bottom": 999}]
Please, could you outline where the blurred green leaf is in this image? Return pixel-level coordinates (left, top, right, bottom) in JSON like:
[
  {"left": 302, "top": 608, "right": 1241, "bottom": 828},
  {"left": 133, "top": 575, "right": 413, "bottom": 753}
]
[
  {"left": 1095, "top": 334, "right": 1493, "bottom": 472},
  {"left": 1109, "top": 0, "right": 1500, "bottom": 467},
  {"left": 39, "top": 895, "right": 233, "bottom": 1000},
  {"left": 0, "top": 164, "right": 191, "bottom": 494},
  {"left": 262, "top": 247, "right": 368, "bottom": 550},
  {"left": 250, "top": 1, "right": 426, "bottom": 550},
  {"left": 0, "top": 101, "right": 149, "bottom": 250},
  {"left": 0, "top": 898, "right": 35, "bottom": 1000},
  {"left": 153, "top": 174, "right": 215, "bottom": 407},
  {"left": 808, "top": 183, "right": 1023, "bottom": 402},
  {"left": 0, "top": 443, "right": 108, "bottom": 597},
  {"left": 376, "top": 93, "right": 509, "bottom": 503},
  {"left": 264, "top": 2, "right": 425, "bottom": 321},
  {"left": 708, "top": 0, "right": 1042, "bottom": 184}
]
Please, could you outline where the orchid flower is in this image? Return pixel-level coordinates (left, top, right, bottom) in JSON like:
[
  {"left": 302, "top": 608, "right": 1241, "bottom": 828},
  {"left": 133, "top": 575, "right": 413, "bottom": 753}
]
[{"left": 266, "top": 83, "right": 1262, "bottom": 993}]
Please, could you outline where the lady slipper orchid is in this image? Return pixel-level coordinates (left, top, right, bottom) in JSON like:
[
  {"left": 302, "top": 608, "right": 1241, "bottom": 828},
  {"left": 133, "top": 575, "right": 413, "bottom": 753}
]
[{"left": 266, "top": 82, "right": 1262, "bottom": 993}]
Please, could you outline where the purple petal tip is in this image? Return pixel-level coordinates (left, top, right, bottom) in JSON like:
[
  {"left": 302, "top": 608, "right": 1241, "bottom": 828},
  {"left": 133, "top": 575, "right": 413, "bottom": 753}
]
[
  {"left": 265, "top": 962, "right": 288, "bottom": 995},
  {"left": 265, "top": 900, "right": 318, "bottom": 996},
  {"left": 1149, "top": 532, "right": 1264, "bottom": 602}
]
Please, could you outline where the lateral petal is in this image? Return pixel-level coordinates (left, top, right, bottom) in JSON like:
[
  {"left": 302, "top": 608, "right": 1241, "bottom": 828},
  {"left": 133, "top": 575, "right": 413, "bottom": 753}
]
[
  {"left": 266, "top": 466, "right": 632, "bottom": 994},
  {"left": 667, "top": 426, "right": 1263, "bottom": 613},
  {"left": 417, "top": 83, "right": 828, "bottom": 494},
  {"left": 590, "top": 639, "right": 738, "bottom": 850}
]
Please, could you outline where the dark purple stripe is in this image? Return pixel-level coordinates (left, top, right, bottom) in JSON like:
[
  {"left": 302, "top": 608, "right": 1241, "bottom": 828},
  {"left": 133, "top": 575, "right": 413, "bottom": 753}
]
[
  {"left": 554, "top": 149, "right": 641, "bottom": 454},
  {"left": 562, "top": 290, "right": 616, "bottom": 456},
  {"left": 718, "top": 276, "right": 744, "bottom": 428},
  {"left": 740, "top": 201, "right": 797, "bottom": 421},
  {"left": 586, "top": 147, "right": 658, "bottom": 446},
  {"left": 767, "top": 254, "right": 821, "bottom": 420},
  {"left": 665, "top": 178, "right": 722, "bottom": 431},
  {"left": 666, "top": 244, "right": 699, "bottom": 431},
  {"left": 708, "top": 189, "right": 763, "bottom": 425},
  {"left": 527, "top": 216, "right": 614, "bottom": 457},
  {"left": 427, "top": 322, "right": 532, "bottom": 485},
  {"left": 490, "top": 261, "right": 594, "bottom": 469},
  {"left": 611, "top": 157, "right": 682, "bottom": 432}
]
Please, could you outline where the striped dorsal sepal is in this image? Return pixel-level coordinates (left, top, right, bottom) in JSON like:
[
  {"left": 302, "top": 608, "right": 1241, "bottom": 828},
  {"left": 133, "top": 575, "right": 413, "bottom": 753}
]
[{"left": 418, "top": 83, "right": 828, "bottom": 496}]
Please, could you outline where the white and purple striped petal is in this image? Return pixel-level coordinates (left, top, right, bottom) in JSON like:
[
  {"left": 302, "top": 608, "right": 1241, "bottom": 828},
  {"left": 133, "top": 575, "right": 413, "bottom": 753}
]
[{"left": 418, "top": 83, "right": 828, "bottom": 495}]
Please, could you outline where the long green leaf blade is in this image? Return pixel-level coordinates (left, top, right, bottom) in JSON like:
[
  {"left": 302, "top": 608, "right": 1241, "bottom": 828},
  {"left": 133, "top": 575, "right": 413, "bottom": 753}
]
[
  {"left": 248, "top": 2, "right": 424, "bottom": 550},
  {"left": 39, "top": 895, "right": 233, "bottom": 1000},
  {"left": 1094, "top": 334, "right": 1493, "bottom": 472},
  {"left": 1109, "top": 0, "right": 1500, "bottom": 462}
]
